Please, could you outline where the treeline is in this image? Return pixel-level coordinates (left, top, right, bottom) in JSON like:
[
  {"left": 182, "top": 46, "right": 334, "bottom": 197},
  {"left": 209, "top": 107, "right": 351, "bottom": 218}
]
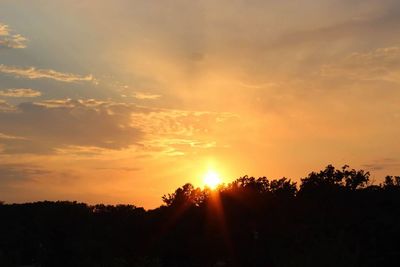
[{"left": 1, "top": 165, "right": 400, "bottom": 267}]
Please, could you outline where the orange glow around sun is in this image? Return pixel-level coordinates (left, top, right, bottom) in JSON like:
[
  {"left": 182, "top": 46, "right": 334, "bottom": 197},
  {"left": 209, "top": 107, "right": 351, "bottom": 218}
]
[{"left": 203, "top": 170, "right": 221, "bottom": 189}]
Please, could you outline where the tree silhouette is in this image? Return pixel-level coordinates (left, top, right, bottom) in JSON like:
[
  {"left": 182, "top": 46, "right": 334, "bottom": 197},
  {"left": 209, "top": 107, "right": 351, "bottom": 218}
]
[
  {"left": 299, "top": 164, "right": 370, "bottom": 195},
  {"left": 162, "top": 183, "right": 206, "bottom": 207},
  {"left": 1, "top": 165, "right": 399, "bottom": 267},
  {"left": 383, "top": 175, "right": 400, "bottom": 188}
]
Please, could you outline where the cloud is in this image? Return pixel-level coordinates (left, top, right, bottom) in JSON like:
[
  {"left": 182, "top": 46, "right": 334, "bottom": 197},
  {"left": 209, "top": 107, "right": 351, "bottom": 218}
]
[
  {"left": 0, "top": 98, "right": 236, "bottom": 156},
  {"left": 0, "top": 99, "right": 143, "bottom": 153},
  {"left": 0, "top": 23, "right": 27, "bottom": 49},
  {"left": 0, "top": 100, "right": 16, "bottom": 112},
  {"left": 0, "top": 24, "right": 9, "bottom": 36},
  {"left": 362, "top": 158, "right": 400, "bottom": 171},
  {"left": 132, "top": 92, "right": 162, "bottom": 100},
  {"left": 0, "top": 65, "right": 95, "bottom": 83},
  {"left": 131, "top": 109, "right": 236, "bottom": 137},
  {"left": 53, "top": 145, "right": 110, "bottom": 157},
  {"left": 0, "top": 132, "right": 26, "bottom": 140},
  {"left": 266, "top": 10, "right": 400, "bottom": 51},
  {"left": 0, "top": 88, "right": 41, "bottom": 98},
  {"left": 131, "top": 109, "right": 236, "bottom": 156},
  {"left": 140, "top": 138, "right": 217, "bottom": 156},
  {"left": 0, "top": 163, "right": 55, "bottom": 201},
  {"left": 0, "top": 163, "right": 51, "bottom": 183},
  {"left": 95, "top": 167, "right": 141, "bottom": 172},
  {"left": 321, "top": 46, "right": 400, "bottom": 83}
]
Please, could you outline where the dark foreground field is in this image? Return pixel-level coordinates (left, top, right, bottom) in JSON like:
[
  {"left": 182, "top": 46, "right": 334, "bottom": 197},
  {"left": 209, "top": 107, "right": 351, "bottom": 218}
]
[{"left": 1, "top": 165, "right": 399, "bottom": 267}]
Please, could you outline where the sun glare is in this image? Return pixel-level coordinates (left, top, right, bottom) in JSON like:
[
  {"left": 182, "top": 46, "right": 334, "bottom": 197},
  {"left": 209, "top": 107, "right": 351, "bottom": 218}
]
[{"left": 203, "top": 171, "right": 221, "bottom": 189}]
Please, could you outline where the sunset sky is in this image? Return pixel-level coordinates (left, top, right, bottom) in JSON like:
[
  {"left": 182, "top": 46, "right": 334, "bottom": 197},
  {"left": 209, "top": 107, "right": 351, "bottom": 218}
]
[{"left": 1, "top": 0, "right": 399, "bottom": 208}]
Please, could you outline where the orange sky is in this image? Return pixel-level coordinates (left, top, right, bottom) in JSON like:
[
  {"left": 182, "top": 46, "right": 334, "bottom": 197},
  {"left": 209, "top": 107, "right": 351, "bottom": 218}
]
[{"left": 1, "top": 0, "right": 400, "bottom": 208}]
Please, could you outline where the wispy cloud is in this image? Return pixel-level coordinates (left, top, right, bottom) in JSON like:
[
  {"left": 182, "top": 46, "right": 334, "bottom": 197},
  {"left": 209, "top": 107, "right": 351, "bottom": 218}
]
[
  {"left": 0, "top": 88, "right": 41, "bottom": 98},
  {"left": 0, "top": 132, "right": 26, "bottom": 140},
  {"left": 141, "top": 138, "right": 217, "bottom": 157},
  {"left": 0, "top": 23, "right": 27, "bottom": 49},
  {"left": 95, "top": 166, "right": 141, "bottom": 172},
  {"left": 0, "top": 99, "right": 143, "bottom": 154},
  {"left": 132, "top": 92, "right": 162, "bottom": 100},
  {"left": 321, "top": 47, "right": 400, "bottom": 83},
  {"left": 132, "top": 109, "right": 236, "bottom": 156},
  {"left": 0, "top": 98, "right": 236, "bottom": 156},
  {"left": 0, "top": 100, "right": 16, "bottom": 112},
  {"left": 0, "top": 163, "right": 51, "bottom": 183},
  {"left": 131, "top": 109, "right": 236, "bottom": 138},
  {"left": 0, "top": 65, "right": 95, "bottom": 83},
  {"left": 362, "top": 158, "right": 400, "bottom": 171}
]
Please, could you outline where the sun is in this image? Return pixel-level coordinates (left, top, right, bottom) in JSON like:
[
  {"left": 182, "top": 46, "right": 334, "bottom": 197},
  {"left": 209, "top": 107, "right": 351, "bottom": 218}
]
[{"left": 203, "top": 170, "right": 221, "bottom": 189}]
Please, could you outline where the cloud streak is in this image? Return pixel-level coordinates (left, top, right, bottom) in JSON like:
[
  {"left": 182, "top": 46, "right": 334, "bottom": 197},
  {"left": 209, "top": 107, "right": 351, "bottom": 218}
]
[
  {"left": 362, "top": 158, "right": 400, "bottom": 171},
  {"left": 0, "top": 99, "right": 143, "bottom": 153},
  {"left": 0, "top": 132, "right": 26, "bottom": 140},
  {"left": 321, "top": 47, "right": 400, "bottom": 83},
  {"left": 0, "top": 65, "right": 95, "bottom": 83},
  {"left": 0, "top": 88, "right": 41, "bottom": 98},
  {"left": 0, "top": 98, "right": 236, "bottom": 156},
  {"left": 132, "top": 92, "right": 162, "bottom": 100},
  {"left": 131, "top": 109, "right": 236, "bottom": 156},
  {"left": 0, "top": 100, "right": 16, "bottom": 112},
  {"left": 0, "top": 163, "right": 51, "bottom": 183}
]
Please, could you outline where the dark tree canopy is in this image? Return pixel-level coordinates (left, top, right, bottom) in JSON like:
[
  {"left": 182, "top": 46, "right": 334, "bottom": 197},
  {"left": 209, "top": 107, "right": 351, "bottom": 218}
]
[
  {"left": 299, "top": 164, "right": 370, "bottom": 194},
  {"left": 1, "top": 165, "right": 399, "bottom": 267}
]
